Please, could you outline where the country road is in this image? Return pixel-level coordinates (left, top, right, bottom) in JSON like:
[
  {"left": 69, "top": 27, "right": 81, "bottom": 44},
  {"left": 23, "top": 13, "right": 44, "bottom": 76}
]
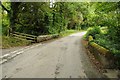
[{"left": 1, "top": 32, "right": 104, "bottom": 78}]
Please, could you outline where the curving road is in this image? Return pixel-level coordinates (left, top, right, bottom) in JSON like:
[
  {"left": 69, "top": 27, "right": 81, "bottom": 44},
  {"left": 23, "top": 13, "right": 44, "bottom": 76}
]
[{"left": 1, "top": 32, "right": 104, "bottom": 78}]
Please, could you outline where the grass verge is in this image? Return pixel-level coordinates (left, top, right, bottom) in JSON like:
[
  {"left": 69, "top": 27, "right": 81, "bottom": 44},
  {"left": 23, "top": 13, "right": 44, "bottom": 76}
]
[
  {"left": 1, "top": 36, "right": 31, "bottom": 49},
  {"left": 59, "top": 30, "right": 80, "bottom": 37}
]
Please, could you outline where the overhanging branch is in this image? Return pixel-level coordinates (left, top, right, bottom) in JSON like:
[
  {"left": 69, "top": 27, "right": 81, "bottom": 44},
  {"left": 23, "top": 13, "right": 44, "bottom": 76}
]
[{"left": 0, "top": 1, "right": 10, "bottom": 13}]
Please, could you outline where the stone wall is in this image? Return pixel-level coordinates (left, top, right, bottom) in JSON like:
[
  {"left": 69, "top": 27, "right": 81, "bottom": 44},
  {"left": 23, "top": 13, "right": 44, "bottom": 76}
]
[
  {"left": 37, "top": 34, "right": 59, "bottom": 42},
  {"left": 88, "top": 36, "right": 115, "bottom": 69}
]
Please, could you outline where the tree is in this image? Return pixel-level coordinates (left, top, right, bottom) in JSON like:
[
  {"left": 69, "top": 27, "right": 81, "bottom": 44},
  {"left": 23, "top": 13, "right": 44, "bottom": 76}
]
[{"left": 0, "top": 1, "right": 11, "bottom": 35}]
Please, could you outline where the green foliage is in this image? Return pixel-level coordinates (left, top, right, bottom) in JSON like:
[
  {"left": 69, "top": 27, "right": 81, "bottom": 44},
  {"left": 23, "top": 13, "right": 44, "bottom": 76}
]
[
  {"left": 85, "top": 26, "right": 101, "bottom": 39},
  {"left": 1, "top": 2, "right": 11, "bottom": 36},
  {"left": 94, "top": 37, "right": 120, "bottom": 54},
  {"left": 13, "top": 2, "right": 51, "bottom": 35},
  {"left": 1, "top": 2, "right": 119, "bottom": 36},
  {"left": 2, "top": 12, "right": 10, "bottom": 36},
  {"left": 59, "top": 30, "right": 79, "bottom": 37}
]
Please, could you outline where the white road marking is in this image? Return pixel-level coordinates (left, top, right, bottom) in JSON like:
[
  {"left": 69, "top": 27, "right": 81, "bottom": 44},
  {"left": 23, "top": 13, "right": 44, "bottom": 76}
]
[
  {"left": 0, "top": 54, "right": 10, "bottom": 59},
  {"left": 0, "top": 43, "right": 42, "bottom": 64}
]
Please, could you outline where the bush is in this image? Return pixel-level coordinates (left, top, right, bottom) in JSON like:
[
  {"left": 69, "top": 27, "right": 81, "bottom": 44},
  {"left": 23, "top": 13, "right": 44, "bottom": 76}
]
[
  {"left": 85, "top": 26, "right": 101, "bottom": 39},
  {"left": 94, "top": 36, "right": 120, "bottom": 54}
]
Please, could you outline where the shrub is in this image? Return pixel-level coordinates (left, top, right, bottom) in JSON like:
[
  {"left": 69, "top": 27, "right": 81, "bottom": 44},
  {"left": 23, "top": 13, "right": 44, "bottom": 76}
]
[
  {"left": 85, "top": 26, "right": 101, "bottom": 39},
  {"left": 94, "top": 37, "right": 120, "bottom": 54}
]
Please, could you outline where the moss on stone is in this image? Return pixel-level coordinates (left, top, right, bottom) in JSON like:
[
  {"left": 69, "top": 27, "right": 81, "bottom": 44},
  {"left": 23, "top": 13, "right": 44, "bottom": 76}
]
[
  {"left": 88, "top": 36, "right": 93, "bottom": 42},
  {"left": 90, "top": 42, "right": 109, "bottom": 56}
]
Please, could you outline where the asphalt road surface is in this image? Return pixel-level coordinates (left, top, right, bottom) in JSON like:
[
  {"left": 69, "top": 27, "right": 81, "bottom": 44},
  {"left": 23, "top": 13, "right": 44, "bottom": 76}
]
[{"left": 1, "top": 32, "right": 104, "bottom": 78}]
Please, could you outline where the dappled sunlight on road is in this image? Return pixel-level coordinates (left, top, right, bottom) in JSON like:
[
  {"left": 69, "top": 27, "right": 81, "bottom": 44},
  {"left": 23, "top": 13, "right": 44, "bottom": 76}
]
[{"left": 69, "top": 31, "right": 87, "bottom": 37}]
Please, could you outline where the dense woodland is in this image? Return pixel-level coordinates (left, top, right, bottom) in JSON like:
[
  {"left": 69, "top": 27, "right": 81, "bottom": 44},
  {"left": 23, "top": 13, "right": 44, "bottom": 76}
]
[{"left": 0, "top": 2, "right": 120, "bottom": 55}]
